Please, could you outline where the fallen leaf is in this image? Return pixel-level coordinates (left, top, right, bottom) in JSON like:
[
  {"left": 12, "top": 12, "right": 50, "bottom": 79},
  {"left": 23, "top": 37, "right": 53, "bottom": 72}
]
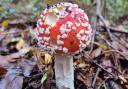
[
  {"left": 94, "top": 42, "right": 108, "bottom": 50},
  {"left": 74, "top": 59, "right": 80, "bottom": 66},
  {"left": 1, "top": 20, "right": 9, "bottom": 28},
  {"left": 111, "top": 41, "right": 120, "bottom": 50},
  {"left": 0, "top": 67, "right": 7, "bottom": 78},
  {"left": 19, "top": 47, "right": 31, "bottom": 56},
  {"left": 16, "top": 38, "right": 25, "bottom": 50},
  {"left": 0, "top": 34, "right": 6, "bottom": 42},
  {"left": 117, "top": 25, "right": 128, "bottom": 32},
  {"left": 91, "top": 47, "right": 102, "bottom": 58},
  {"left": 47, "top": 65, "right": 54, "bottom": 77},
  {"left": 9, "top": 52, "right": 21, "bottom": 59},
  {"left": 29, "top": 28, "right": 37, "bottom": 39},
  {"left": 0, "top": 75, "right": 23, "bottom": 89},
  {"left": 44, "top": 53, "right": 52, "bottom": 64},
  {"left": 77, "top": 63, "right": 90, "bottom": 68},
  {"left": 35, "top": 49, "right": 44, "bottom": 71},
  {"left": 5, "top": 53, "right": 21, "bottom": 63},
  {"left": 7, "top": 52, "right": 21, "bottom": 63},
  {"left": 0, "top": 55, "right": 11, "bottom": 67},
  {"left": 19, "top": 60, "right": 36, "bottom": 77}
]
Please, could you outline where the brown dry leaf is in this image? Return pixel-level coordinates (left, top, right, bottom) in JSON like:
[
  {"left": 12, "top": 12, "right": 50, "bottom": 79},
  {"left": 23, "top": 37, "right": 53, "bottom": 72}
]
[
  {"left": 0, "top": 55, "right": 12, "bottom": 67},
  {"left": 0, "top": 75, "right": 23, "bottom": 89},
  {"left": 77, "top": 73, "right": 92, "bottom": 87},
  {"left": 91, "top": 47, "right": 102, "bottom": 58},
  {"left": 0, "top": 53, "right": 21, "bottom": 65},
  {"left": 6, "top": 53, "right": 21, "bottom": 63},
  {"left": 111, "top": 41, "right": 128, "bottom": 59},
  {"left": 101, "top": 57, "right": 113, "bottom": 73},
  {"left": 19, "top": 60, "right": 35, "bottom": 76},
  {"left": 47, "top": 65, "right": 54, "bottom": 77},
  {"left": 34, "top": 49, "right": 44, "bottom": 71},
  {"left": 77, "top": 63, "right": 90, "bottom": 68},
  {"left": 111, "top": 41, "right": 126, "bottom": 52},
  {"left": 77, "top": 74, "right": 86, "bottom": 84},
  {"left": 16, "top": 38, "right": 25, "bottom": 50},
  {"left": 120, "top": 38, "right": 128, "bottom": 49},
  {"left": 0, "top": 67, "right": 7, "bottom": 78},
  {"left": 111, "top": 41, "right": 120, "bottom": 50}
]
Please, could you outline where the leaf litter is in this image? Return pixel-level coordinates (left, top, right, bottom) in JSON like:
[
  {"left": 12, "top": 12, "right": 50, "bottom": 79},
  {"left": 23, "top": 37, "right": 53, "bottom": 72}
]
[{"left": 0, "top": 0, "right": 128, "bottom": 89}]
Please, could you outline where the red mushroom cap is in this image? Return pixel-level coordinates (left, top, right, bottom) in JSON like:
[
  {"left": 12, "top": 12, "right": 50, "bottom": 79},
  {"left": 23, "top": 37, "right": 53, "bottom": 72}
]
[{"left": 36, "top": 2, "right": 92, "bottom": 54}]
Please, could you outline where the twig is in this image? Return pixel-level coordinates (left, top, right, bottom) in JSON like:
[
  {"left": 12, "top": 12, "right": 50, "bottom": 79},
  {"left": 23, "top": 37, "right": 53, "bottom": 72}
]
[
  {"left": 89, "top": 0, "right": 100, "bottom": 53},
  {"left": 92, "top": 61, "right": 115, "bottom": 77},
  {"left": 97, "top": 78, "right": 109, "bottom": 89},
  {"left": 92, "top": 67, "right": 101, "bottom": 88},
  {"left": 90, "top": 16, "right": 97, "bottom": 54},
  {"left": 98, "top": 14, "right": 113, "bottom": 40},
  {"left": 106, "top": 66, "right": 122, "bottom": 75},
  {"left": 96, "top": 0, "right": 113, "bottom": 41},
  {"left": 107, "top": 26, "right": 128, "bottom": 34}
]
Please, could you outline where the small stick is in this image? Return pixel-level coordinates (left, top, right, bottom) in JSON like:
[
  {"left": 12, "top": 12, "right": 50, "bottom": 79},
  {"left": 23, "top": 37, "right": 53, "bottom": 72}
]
[
  {"left": 96, "top": 0, "right": 113, "bottom": 41},
  {"left": 92, "top": 61, "right": 115, "bottom": 77},
  {"left": 92, "top": 67, "right": 101, "bottom": 88}
]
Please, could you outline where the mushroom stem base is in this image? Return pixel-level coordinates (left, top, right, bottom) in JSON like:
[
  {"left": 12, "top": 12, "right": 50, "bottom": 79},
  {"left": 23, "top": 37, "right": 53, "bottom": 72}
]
[{"left": 54, "top": 55, "right": 74, "bottom": 89}]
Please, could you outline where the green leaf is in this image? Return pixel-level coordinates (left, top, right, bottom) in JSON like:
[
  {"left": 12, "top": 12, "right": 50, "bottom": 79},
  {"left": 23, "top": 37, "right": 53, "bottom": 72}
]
[{"left": 41, "top": 72, "right": 48, "bottom": 84}]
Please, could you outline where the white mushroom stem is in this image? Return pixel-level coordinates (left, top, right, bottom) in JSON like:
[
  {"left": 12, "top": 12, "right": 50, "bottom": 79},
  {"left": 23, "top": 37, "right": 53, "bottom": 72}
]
[{"left": 54, "top": 54, "right": 74, "bottom": 89}]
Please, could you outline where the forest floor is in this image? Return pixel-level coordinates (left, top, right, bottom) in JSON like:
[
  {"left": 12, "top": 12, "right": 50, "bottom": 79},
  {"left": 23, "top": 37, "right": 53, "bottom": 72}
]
[{"left": 0, "top": 0, "right": 128, "bottom": 89}]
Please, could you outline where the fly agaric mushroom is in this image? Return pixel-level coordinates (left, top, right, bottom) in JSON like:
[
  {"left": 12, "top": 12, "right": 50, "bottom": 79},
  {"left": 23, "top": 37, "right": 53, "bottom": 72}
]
[{"left": 36, "top": 2, "right": 92, "bottom": 89}]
